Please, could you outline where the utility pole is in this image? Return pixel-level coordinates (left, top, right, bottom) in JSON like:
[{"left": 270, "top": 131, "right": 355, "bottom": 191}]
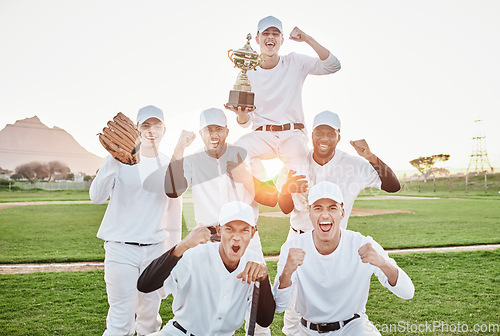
[{"left": 467, "top": 120, "right": 493, "bottom": 174}]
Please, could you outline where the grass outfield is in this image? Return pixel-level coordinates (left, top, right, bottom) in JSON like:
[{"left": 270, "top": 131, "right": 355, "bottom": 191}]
[
  {"left": 1, "top": 197, "right": 499, "bottom": 263},
  {"left": 0, "top": 189, "right": 91, "bottom": 203},
  {"left": 349, "top": 198, "right": 500, "bottom": 249},
  {"left": 0, "top": 251, "right": 498, "bottom": 335}
]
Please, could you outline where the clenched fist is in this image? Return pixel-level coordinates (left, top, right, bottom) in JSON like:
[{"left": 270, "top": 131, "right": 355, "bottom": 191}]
[
  {"left": 289, "top": 27, "right": 310, "bottom": 43},
  {"left": 173, "top": 225, "right": 211, "bottom": 257},
  {"left": 358, "top": 242, "right": 385, "bottom": 267},
  {"left": 279, "top": 248, "right": 306, "bottom": 289},
  {"left": 350, "top": 139, "right": 377, "bottom": 164},
  {"left": 176, "top": 130, "right": 196, "bottom": 150}
]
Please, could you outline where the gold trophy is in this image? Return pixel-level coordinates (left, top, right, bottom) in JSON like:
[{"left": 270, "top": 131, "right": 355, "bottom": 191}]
[{"left": 227, "top": 33, "right": 264, "bottom": 109}]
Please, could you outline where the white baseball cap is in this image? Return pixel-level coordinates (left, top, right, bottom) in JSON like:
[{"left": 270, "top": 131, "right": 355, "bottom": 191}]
[
  {"left": 137, "top": 105, "right": 165, "bottom": 124},
  {"left": 199, "top": 108, "right": 227, "bottom": 130},
  {"left": 218, "top": 201, "right": 256, "bottom": 227},
  {"left": 313, "top": 110, "right": 341, "bottom": 131},
  {"left": 308, "top": 181, "right": 344, "bottom": 205},
  {"left": 257, "top": 16, "right": 283, "bottom": 34}
]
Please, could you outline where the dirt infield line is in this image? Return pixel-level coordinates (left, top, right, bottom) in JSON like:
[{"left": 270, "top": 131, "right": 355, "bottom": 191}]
[{"left": 1, "top": 244, "right": 498, "bottom": 274}]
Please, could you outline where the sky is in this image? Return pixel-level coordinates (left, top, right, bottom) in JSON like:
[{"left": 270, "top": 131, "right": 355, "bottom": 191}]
[{"left": 1, "top": 0, "right": 499, "bottom": 178}]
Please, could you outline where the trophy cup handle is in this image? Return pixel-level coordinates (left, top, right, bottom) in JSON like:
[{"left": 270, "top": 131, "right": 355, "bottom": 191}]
[
  {"left": 253, "top": 53, "right": 266, "bottom": 70},
  {"left": 228, "top": 49, "right": 234, "bottom": 63}
]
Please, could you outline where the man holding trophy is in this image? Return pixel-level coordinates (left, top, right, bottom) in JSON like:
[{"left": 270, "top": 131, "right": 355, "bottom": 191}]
[{"left": 225, "top": 15, "right": 341, "bottom": 183}]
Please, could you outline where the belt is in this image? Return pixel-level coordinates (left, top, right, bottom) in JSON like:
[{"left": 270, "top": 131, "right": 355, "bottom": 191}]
[
  {"left": 255, "top": 123, "right": 304, "bottom": 132},
  {"left": 173, "top": 321, "right": 194, "bottom": 336},
  {"left": 124, "top": 242, "right": 154, "bottom": 246},
  {"left": 301, "top": 314, "right": 360, "bottom": 333},
  {"left": 291, "top": 226, "right": 305, "bottom": 234}
]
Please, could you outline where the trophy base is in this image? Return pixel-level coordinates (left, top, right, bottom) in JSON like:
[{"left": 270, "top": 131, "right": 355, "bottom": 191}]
[{"left": 228, "top": 90, "right": 255, "bottom": 109}]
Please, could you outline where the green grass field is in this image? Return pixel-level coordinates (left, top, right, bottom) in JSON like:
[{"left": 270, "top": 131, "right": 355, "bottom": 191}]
[
  {"left": 1, "top": 197, "right": 498, "bottom": 263},
  {"left": 0, "top": 189, "right": 499, "bottom": 335},
  {"left": 361, "top": 172, "right": 500, "bottom": 199},
  {"left": 0, "top": 189, "right": 91, "bottom": 203},
  {"left": 1, "top": 251, "right": 498, "bottom": 335}
]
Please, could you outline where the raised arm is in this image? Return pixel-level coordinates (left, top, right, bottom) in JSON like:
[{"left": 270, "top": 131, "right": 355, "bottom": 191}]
[
  {"left": 289, "top": 27, "right": 330, "bottom": 60},
  {"left": 358, "top": 242, "right": 414, "bottom": 299},
  {"left": 350, "top": 140, "right": 401, "bottom": 193},
  {"left": 273, "top": 247, "right": 306, "bottom": 313},
  {"left": 137, "top": 225, "right": 211, "bottom": 293},
  {"left": 165, "top": 130, "right": 196, "bottom": 198}
]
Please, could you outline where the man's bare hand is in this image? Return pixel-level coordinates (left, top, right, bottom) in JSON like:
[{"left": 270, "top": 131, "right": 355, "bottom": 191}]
[
  {"left": 224, "top": 104, "right": 255, "bottom": 114},
  {"left": 282, "top": 170, "right": 308, "bottom": 194},
  {"left": 237, "top": 261, "right": 268, "bottom": 284},
  {"left": 358, "top": 243, "right": 385, "bottom": 268},
  {"left": 279, "top": 248, "right": 305, "bottom": 289},
  {"left": 350, "top": 139, "right": 377, "bottom": 163},
  {"left": 173, "top": 225, "right": 211, "bottom": 257},
  {"left": 289, "top": 27, "right": 310, "bottom": 43},
  {"left": 284, "top": 248, "right": 306, "bottom": 274},
  {"left": 176, "top": 130, "right": 196, "bottom": 150}
]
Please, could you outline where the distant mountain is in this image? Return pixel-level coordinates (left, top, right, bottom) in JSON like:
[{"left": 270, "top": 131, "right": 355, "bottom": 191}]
[{"left": 0, "top": 116, "right": 103, "bottom": 175}]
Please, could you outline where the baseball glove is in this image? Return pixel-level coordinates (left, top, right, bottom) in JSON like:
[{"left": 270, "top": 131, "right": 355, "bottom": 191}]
[{"left": 98, "top": 112, "right": 141, "bottom": 165}]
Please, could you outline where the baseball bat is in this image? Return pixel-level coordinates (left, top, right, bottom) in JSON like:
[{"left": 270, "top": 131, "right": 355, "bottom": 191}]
[{"left": 247, "top": 279, "right": 261, "bottom": 336}]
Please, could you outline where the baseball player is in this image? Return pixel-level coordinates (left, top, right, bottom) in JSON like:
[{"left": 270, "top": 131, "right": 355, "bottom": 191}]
[
  {"left": 137, "top": 201, "right": 276, "bottom": 336},
  {"left": 274, "top": 181, "right": 414, "bottom": 336},
  {"left": 164, "top": 108, "right": 278, "bottom": 335},
  {"left": 165, "top": 108, "right": 278, "bottom": 257},
  {"left": 277, "top": 110, "right": 401, "bottom": 335},
  {"left": 225, "top": 15, "right": 341, "bottom": 179},
  {"left": 90, "top": 105, "right": 182, "bottom": 336}
]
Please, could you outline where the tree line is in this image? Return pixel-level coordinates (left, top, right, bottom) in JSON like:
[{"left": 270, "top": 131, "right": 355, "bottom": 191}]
[{"left": 7, "top": 161, "right": 82, "bottom": 183}]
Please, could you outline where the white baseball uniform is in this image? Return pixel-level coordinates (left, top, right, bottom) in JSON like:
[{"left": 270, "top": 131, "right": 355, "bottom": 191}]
[
  {"left": 274, "top": 229, "right": 414, "bottom": 336},
  {"left": 281, "top": 149, "right": 382, "bottom": 335},
  {"left": 235, "top": 52, "right": 341, "bottom": 176},
  {"left": 183, "top": 144, "right": 264, "bottom": 260},
  {"left": 90, "top": 154, "right": 182, "bottom": 336},
  {"left": 146, "top": 242, "right": 269, "bottom": 336},
  {"left": 288, "top": 149, "right": 382, "bottom": 238}
]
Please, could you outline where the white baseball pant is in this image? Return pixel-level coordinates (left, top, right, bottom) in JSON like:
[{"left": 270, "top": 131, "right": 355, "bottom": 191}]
[
  {"left": 102, "top": 241, "right": 167, "bottom": 336},
  {"left": 234, "top": 129, "right": 309, "bottom": 178}
]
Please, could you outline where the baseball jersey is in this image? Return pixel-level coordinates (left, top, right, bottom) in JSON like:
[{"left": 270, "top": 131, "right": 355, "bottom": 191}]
[
  {"left": 90, "top": 154, "right": 182, "bottom": 245},
  {"left": 290, "top": 149, "right": 382, "bottom": 231},
  {"left": 183, "top": 145, "right": 258, "bottom": 227},
  {"left": 274, "top": 229, "right": 414, "bottom": 323},
  {"left": 246, "top": 52, "right": 341, "bottom": 129},
  {"left": 161, "top": 242, "right": 262, "bottom": 336}
]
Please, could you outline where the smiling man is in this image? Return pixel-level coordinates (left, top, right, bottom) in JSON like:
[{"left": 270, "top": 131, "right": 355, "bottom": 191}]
[
  {"left": 90, "top": 105, "right": 182, "bottom": 336},
  {"left": 277, "top": 110, "right": 401, "bottom": 334},
  {"left": 165, "top": 108, "right": 277, "bottom": 253},
  {"left": 137, "top": 201, "right": 276, "bottom": 336},
  {"left": 279, "top": 110, "right": 401, "bottom": 235},
  {"left": 225, "top": 15, "right": 341, "bottom": 183},
  {"left": 274, "top": 181, "right": 414, "bottom": 336}
]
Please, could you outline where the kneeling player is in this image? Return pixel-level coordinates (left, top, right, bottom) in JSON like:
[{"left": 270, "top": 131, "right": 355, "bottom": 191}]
[
  {"left": 274, "top": 181, "right": 414, "bottom": 335},
  {"left": 138, "top": 201, "right": 275, "bottom": 335}
]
